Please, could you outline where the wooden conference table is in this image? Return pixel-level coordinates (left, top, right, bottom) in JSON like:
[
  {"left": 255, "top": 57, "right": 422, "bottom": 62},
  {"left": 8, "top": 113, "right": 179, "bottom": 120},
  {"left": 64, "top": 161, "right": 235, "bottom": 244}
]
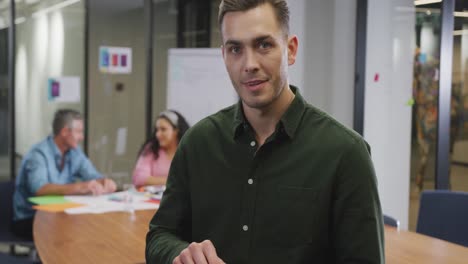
[
  {"left": 34, "top": 210, "right": 468, "bottom": 264},
  {"left": 34, "top": 210, "right": 155, "bottom": 264}
]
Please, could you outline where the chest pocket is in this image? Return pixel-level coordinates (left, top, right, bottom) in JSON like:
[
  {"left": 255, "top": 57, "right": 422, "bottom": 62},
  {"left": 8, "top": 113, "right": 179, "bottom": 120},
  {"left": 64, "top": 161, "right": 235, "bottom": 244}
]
[{"left": 270, "top": 185, "right": 321, "bottom": 247}]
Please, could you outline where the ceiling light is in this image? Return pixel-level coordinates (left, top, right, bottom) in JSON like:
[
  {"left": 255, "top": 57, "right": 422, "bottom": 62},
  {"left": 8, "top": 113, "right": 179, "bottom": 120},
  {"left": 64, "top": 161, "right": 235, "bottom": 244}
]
[
  {"left": 414, "top": 0, "right": 442, "bottom": 6},
  {"left": 453, "top": 30, "right": 468, "bottom": 36},
  {"left": 31, "top": 0, "right": 80, "bottom": 18},
  {"left": 454, "top": 12, "right": 468, "bottom": 18},
  {"left": 15, "top": 16, "right": 25, "bottom": 24}
]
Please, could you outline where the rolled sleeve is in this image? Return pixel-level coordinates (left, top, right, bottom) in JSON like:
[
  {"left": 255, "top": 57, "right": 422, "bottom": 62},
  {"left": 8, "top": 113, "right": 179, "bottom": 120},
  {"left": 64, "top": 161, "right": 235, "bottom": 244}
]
[{"left": 76, "top": 153, "right": 102, "bottom": 181}]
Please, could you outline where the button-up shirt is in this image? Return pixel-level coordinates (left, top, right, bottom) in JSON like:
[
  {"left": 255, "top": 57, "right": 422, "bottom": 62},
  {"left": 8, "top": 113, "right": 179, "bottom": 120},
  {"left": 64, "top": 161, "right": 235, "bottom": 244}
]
[
  {"left": 13, "top": 136, "right": 101, "bottom": 220},
  {"left": 146, "top": 86, "right": 384, "bottom": 263}
]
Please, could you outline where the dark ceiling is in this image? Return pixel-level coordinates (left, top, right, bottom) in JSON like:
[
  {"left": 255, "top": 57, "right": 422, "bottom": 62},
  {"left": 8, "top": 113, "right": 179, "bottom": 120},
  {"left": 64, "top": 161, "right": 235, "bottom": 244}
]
[
  {"left": 418, "top": 0, "right": 468, "bottom": 31},
  {"left": 421, "top": 0, "right": 468, "bottom": 11}
]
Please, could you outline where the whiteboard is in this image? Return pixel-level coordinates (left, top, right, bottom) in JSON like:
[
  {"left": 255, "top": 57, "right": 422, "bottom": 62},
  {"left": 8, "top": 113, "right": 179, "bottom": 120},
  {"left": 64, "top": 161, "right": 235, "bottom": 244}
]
[{"left": 167, "top": 48, "right": 237, "bottom": 126}]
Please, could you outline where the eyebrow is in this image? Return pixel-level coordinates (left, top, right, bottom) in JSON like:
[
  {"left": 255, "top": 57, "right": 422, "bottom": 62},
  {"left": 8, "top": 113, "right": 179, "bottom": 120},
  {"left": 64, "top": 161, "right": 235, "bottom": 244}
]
[
  {"left": 253, "top": 35, "right": 273, "bottom": 43},
  {"left": 224, "top": 34, "right": 274, "bottom": 46},
  {"left": 224, "top": 39, "right": 242, "bottom": 46}
]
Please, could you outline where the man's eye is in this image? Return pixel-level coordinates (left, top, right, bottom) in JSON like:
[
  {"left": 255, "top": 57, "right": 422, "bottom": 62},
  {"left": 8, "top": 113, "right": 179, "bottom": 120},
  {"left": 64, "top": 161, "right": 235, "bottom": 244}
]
[
  {"left": 230, "top": 46, "right": 241, "bottom": 54},
  {"left": 259, "top": 42, "right": 272, "bottom": 49}
]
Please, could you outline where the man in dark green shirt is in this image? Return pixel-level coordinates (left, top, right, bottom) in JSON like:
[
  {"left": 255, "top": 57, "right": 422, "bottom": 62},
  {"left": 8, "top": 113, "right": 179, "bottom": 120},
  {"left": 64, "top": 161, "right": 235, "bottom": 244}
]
[{"left": 146, "top": 0, "right": 385, "bottom": 263}]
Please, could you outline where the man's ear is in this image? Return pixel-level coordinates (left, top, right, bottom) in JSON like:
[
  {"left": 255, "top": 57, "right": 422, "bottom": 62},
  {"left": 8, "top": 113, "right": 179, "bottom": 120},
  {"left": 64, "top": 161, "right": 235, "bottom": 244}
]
[{"left": 287, "top": 35, "right": 298, "bottom": 66}]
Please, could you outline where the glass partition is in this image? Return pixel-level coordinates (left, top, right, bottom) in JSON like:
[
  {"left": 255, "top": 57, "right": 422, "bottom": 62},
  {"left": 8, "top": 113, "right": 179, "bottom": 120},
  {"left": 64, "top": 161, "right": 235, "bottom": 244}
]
[
  {"left": 87, "top": 0, "right": 146, "bottom": 188},
  {"left": 14, "top": 0, "right": 85, "bottom": 158},
  {"left": 0, "top": 0, "right": 10, "bottom": 181},
  {"left": 450, "top": 0, "right": 468, "bottom": 191},
  {"left": 409, "top": 3, "right": 442, "bottom": 230},
  {"left": 151, "top": 0, "right": 222, "bottom": 126}
]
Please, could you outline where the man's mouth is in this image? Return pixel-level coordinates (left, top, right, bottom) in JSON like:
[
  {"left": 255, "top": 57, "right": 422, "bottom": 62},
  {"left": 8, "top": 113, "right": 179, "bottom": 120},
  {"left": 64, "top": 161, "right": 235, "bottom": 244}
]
[{"left": 242, "top": 79, "right": 267, "bottom": 91}]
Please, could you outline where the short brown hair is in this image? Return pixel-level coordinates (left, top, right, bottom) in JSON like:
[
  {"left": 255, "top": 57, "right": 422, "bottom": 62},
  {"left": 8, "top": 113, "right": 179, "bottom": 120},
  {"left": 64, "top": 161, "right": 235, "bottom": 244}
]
[{"left": 218, "top": 0, "right": 290, "bottom": 35}]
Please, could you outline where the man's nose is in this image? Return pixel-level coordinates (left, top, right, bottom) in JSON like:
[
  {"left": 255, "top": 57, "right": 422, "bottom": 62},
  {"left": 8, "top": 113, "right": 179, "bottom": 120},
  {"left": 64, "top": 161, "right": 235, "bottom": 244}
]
[{"left": 243, "top": 49, "right": 259, "bottom": 73}]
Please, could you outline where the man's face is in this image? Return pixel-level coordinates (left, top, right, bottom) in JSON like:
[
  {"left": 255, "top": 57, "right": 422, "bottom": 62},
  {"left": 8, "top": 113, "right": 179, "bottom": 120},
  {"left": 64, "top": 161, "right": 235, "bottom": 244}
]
[
  {"left": 63, "top": 120, "right": 84, "bottom": 149},
  {"left": 221, "top": 3, "right": 297, "bottom": 110}
]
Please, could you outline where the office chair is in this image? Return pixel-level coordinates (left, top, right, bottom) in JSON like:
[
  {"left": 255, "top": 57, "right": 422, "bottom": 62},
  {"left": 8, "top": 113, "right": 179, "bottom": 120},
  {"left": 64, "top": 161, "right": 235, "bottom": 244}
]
[
  {"left": 383, "top": 214, "right": 399, "bottom": 228},
  {"left": 0, "top": 180, "right": 36, "bottom": 257},
  {"left": 0, "top": 252, "right": 34, "bottom": 264},
  {"left": 416, "top": 190, "right": 468, "bottom": 247}
]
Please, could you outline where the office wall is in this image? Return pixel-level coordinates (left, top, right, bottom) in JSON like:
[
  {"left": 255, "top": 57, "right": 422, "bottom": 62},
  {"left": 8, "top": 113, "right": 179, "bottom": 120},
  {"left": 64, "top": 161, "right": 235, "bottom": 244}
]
[
  {"left": 90, "top": 0, "right": 222, "bottom": 181},
  {"left": 454, "top": 25, "right": 468, "bottom": 93},
  {"left": 210, "top": 0, "right": 222, "bottom": 48},
  {"left": 152, "top": 0, "right": 177, "bottom": 120},
  {"left": 364, "top": 0, "right": 414, "bottom": 229},
  {"left": 0, "top": 24, "right": 9, "bottom": 181},
  {"left": 462, "top": 24, "right": 468, "bottom": 94},
  {"left": 0, "top": 28, "right": 8, "bottom": 157},
  {"left": 15, "top": 1, "right": 85, "bottom": 156},
  {"left": 288, "top": 0, "right": 356, "bottom": 129},
  {"left": 152, "top": 0, "right": 222, "bottom": 123},
  {"left": 88, "top": 0, "right": 146, "bottom": 183}
]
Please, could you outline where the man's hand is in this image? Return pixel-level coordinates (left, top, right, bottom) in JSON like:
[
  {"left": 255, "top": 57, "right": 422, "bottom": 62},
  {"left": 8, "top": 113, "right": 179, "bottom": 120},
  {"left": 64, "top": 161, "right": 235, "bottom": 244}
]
[
  {"left": 173, "top": 240, "right": 225, "bottom": 264},
  {"left": 36, "top": 179, "right": 115, "bottom": 196},
  {"left": 86, "top": 180, "right": 104, "bottom": 195},
  {"left": 100, "top": 178, "right": 117, "bottom": 193}
]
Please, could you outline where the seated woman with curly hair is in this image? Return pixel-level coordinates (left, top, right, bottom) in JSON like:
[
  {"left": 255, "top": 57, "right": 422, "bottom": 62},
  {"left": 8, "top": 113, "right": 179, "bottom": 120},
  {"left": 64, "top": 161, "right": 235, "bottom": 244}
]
[{"left": 132, "top": 110, "right": 189, "bottom": 187}]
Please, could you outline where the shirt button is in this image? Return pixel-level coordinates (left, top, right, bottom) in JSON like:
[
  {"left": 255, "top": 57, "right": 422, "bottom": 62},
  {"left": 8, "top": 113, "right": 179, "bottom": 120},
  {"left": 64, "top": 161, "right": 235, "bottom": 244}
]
[
  {"left": 247, "top": 178, "right": 253, "bottom": 185},
  {"left": 242, "top": 225, "right": 249, "bottom": 231},
  {"left": 250, "top": 141, "right": 256, "bottom": 147}
]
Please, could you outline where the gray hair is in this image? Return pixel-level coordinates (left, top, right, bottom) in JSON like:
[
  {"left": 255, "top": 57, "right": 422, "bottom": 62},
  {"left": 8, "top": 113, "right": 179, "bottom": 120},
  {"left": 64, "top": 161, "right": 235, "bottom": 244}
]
[{"left": 52, "top": 109, "right": 83, "bottom": 136}]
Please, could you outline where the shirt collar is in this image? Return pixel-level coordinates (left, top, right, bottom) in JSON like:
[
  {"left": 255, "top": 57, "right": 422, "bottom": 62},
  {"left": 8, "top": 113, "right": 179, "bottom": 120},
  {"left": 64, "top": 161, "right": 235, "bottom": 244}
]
[
  {"left": 279, "top": 85, "right": 306, "bottom": 138},
  {"left": 232, "top": 85, "right": 306, "bottom": 140},
  {"left": 47, "top": 135, "right": 71, "bottom": 167},
  {"left": 47, "top": 136, "right": 62, "bottom": 158},
  {"left": 232, "top": 100, "right": 245, "bottom": 139}
]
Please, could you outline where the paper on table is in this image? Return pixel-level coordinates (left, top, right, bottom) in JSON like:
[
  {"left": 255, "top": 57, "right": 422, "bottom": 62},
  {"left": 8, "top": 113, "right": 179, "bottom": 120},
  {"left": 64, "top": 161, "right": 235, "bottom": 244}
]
[
  {"left": 65, "top": 192, "right": 150, "bottom": 204},
  {"left": 33, "top": 203, "right": 84, "bottom": 212},
  {"left": 29, "top": 196, "right": 69, "bottom": 205},
  {"left": 63, "top": 192, "right": 159, "bottom": 215},
  {"left": 65, "top": 195, "right": 111, "bottom": 205}
]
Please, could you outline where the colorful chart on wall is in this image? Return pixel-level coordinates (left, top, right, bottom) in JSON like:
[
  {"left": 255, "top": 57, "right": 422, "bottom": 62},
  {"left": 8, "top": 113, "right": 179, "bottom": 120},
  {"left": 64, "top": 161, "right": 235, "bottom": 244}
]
[
  {"left": 47, "top": 76, "right": 81, "bottom": 103},
  {"left": 99, "top": 46, "right": 133, "bottom": 74}
]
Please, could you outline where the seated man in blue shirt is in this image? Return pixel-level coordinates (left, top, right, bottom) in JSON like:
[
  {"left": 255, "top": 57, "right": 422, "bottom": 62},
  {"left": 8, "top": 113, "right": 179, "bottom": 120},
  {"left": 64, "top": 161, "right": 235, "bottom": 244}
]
[{"left": 12, "top": 109, "right": 117, "bottom": 239}]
